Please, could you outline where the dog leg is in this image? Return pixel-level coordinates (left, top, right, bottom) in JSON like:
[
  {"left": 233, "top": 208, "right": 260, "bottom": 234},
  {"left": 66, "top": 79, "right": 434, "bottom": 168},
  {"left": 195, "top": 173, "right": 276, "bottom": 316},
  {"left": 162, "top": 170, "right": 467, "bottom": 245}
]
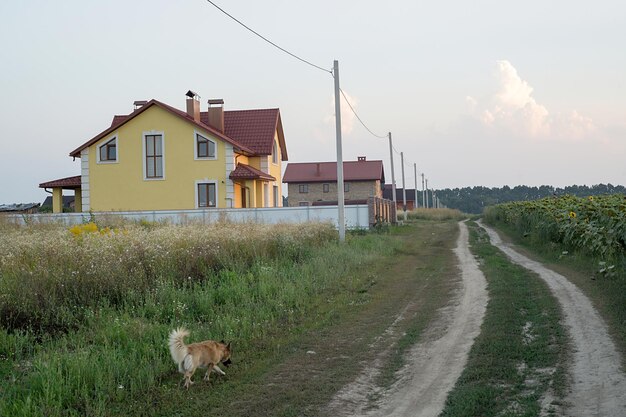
[
  {"left": 184, "top": 373, "right": 194, "bottom": 389},
  {"left": 212, "top": 365, "right": 226, "bottom": 376},
  {"left": 203, "top": 363, "right": 215, "bottom": 382}
]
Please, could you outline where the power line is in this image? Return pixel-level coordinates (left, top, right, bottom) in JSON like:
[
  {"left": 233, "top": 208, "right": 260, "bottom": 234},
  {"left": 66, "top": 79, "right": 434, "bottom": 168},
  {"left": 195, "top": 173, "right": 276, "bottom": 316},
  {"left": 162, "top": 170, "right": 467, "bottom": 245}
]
[
  {"left": 205, "top": 1, "right": 391, "bottom": 146},
  {"left": 204, "top": 0, "right": 332, "bottom": 74},
  {"left": 338, "top": 87, "right": 388, "bottom": 139}
]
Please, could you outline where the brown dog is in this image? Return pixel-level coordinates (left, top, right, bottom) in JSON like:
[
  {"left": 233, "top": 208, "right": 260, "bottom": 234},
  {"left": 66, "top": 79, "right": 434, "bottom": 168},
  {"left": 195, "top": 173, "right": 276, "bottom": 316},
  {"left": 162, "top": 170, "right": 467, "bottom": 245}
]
[{"left": 168, "top": 328, "right": 232, "bottom": 389}]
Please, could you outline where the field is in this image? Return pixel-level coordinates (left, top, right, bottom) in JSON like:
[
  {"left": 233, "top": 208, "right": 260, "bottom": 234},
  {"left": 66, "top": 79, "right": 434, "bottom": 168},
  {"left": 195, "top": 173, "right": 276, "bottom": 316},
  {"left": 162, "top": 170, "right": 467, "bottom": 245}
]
[
  {"left": 483, "top": 194, "right": 626, "bottom": 276},
  {"left": 2, "top": 206, "right": 625, "bottom": 416},
  {"left": 483, "top": 194, "right": 626, "bottom": 362},
  {"left": 0, "top": 219, "right": 401, "bottom": 416}
]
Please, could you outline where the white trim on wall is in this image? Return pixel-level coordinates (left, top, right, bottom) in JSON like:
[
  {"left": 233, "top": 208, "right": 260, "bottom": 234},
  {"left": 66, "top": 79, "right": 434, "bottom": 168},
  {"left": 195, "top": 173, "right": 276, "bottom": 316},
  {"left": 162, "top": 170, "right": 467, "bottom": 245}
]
[
  {"left": 96, "top": 134, "right": 119, "bottom": 164},
  {"left": 195, "top": 179, "right": 219, "bottom": 208},
  {"left": 225, "top": 144, "right": 235, "bottom": 208},
  {"left": 81, "top": 149, "right": 90, "bottom": 211},
  {"left": 193, "top": 130, "right": 218, "bottom": 160},
  {"left": 142, "top": 130, "right": 165, "bottom": 181}
]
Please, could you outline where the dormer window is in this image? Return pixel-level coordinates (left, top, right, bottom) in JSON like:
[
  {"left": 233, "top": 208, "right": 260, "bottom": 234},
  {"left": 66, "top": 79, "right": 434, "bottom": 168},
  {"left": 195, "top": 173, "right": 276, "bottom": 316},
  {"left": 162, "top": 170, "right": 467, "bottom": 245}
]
[
  {"left": 195, "top": 133, "right": 216, "bottom": 159},
  {"left": 98, "top": 137, "right": 117, "bottom": 162}
]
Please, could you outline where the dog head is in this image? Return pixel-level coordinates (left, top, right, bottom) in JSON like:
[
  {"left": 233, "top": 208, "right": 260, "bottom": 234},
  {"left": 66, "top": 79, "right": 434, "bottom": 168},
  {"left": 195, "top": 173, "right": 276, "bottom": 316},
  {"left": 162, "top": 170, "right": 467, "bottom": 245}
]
[{"left": 220, "top": 341, "right": 232, "bottom": 367}]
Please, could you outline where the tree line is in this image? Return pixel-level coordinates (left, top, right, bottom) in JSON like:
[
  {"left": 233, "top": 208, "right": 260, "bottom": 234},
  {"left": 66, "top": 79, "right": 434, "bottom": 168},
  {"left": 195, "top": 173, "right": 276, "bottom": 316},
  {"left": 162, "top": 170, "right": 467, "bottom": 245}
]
[{"left": 433, "top": 184, "right": 626, "bottom": 214}]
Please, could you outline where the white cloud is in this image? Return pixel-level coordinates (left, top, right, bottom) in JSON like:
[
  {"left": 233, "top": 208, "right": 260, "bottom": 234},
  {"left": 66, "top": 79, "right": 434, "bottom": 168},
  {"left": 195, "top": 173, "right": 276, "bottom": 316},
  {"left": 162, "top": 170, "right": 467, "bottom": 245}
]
[
  {"left": 325, "top": 90, "right": 358, "bottom": 135},
  {"left": 467, "top": 60, "right": 596, "bottom": 140}
]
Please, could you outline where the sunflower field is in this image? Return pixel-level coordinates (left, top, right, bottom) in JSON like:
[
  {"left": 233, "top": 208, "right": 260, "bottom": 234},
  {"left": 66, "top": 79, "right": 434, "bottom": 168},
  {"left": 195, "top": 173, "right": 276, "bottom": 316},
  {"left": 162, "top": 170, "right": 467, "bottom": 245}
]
[{"left": 483, "top": 194, "right": 626, "bottom": 274}]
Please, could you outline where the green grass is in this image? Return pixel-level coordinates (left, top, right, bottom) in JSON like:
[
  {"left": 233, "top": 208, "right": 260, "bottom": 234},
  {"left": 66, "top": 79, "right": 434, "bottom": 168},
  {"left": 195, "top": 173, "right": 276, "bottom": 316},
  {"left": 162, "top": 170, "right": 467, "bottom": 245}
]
[
  {"left": 0, "top": 222, "right": 402, "bottom": 416},
  {"left": 441, "top": 221, "right": 568, "bottom": 417}
]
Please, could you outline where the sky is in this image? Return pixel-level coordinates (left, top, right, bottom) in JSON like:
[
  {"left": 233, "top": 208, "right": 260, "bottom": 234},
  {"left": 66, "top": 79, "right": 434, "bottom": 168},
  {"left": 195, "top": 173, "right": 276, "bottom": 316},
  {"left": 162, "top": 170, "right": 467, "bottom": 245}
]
[{"left": 1, "top": 0, "right": 625, "bottom": 204}]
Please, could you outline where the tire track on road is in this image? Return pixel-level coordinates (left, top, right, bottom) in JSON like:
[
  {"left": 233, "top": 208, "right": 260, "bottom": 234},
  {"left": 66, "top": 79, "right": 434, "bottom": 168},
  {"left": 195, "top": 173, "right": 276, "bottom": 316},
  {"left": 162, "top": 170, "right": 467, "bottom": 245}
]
[{"left": 480, "top": 222, "right": 626, "bottom": 417}]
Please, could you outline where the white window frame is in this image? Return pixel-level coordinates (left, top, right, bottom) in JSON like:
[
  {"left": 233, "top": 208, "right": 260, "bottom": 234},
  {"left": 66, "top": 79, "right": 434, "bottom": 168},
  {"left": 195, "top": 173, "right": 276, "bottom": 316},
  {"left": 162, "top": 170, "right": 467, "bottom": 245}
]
[
  {"left": 194, "top": 131, "right": 218, "bottom": 160},
  {"left": 142, "top": 131, "right": 165, "bottom": 181},
  {"left": 195, "top": 180, "right": 218, "bottom": 208},
  {"left": 96, "top": 135, "right": 118, "bottom": 164},
  {"left": 299, "top": 184, "right": 308, "bottom": 193}
]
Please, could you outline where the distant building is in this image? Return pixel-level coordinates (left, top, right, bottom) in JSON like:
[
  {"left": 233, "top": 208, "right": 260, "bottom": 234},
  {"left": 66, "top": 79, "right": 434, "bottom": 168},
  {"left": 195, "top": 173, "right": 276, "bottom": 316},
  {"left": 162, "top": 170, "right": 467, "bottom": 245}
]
[
  {"left": 282, "top": 157, "right": 385, "bottom": 207},
  {"left": 41, "top": 196, "right": 75, "bottom": 211},
  {"left": 383, "top": 184, "right": 418, "bottom": 211},
  {"left": 0, "top": 203, "right": 40, "bottom": 214}
]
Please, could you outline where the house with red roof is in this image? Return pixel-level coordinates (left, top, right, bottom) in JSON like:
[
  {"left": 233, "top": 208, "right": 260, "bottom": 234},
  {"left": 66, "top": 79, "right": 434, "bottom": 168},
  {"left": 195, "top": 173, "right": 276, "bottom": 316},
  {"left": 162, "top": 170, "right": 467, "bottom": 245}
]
[
  {"left": 39, "top": 91, "right": 287, "bottom": 213},
  {"left": 282, "top": 157, "right": 385, "bottom": 207}
]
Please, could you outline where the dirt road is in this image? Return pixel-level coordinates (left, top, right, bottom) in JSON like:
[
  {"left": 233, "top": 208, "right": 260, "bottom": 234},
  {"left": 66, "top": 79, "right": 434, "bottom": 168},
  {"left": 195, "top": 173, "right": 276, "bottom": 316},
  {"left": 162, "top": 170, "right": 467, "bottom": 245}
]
[
  {"left": 480, "top": 222, "right": 626, "bottom": 417},
  {"left": 327, "top": 221, "right": 488, "bottom": 417}
]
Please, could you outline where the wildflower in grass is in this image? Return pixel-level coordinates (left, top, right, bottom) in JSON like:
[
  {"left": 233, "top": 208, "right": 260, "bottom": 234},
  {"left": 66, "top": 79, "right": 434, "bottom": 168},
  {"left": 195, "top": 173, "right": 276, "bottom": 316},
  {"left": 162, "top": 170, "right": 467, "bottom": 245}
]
[{"left": 569, "top": 211, "right": 577, "bottom": 219}]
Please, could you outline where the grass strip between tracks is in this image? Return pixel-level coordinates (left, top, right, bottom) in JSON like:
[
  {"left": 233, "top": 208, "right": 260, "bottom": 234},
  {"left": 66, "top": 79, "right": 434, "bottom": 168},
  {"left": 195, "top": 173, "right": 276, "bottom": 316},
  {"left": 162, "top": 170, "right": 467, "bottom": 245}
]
[{"left": 441, "top": 221, "right": 568, "bottom": 417}]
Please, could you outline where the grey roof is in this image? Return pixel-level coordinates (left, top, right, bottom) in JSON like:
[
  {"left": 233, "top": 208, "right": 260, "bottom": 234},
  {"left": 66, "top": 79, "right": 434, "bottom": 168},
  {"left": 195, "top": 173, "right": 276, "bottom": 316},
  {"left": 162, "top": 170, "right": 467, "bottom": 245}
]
[{"left": 0, "top": 203, "right": 40, "bottom": 212}]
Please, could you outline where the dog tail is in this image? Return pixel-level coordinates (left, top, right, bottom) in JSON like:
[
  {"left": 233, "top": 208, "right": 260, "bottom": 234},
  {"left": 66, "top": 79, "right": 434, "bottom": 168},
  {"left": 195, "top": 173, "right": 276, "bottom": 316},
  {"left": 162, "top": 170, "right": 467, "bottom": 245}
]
[{"left": 168, "top": 327, "right": 190, "bottom": 368}]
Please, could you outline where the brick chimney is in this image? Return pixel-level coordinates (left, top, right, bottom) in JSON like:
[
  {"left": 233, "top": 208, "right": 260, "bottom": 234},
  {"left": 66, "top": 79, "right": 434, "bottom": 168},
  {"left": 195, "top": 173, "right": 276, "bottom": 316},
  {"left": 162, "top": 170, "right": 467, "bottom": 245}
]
[
  {"left": 185, "top": 90, "right": 200, "bottom": 122},
  {"left": 207, "top": 99, "right": 225, "bottom": 133}
]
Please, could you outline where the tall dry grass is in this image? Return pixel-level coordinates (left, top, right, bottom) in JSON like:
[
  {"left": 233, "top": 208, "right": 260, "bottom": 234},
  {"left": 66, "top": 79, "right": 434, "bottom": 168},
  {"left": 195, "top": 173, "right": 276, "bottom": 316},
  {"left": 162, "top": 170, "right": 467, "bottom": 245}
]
[
  {"left": 0, "top": 221, "right": 336, "bottom": 334},
  {"left": 406, "top": 208, "right": 466, "bottom": 221}
]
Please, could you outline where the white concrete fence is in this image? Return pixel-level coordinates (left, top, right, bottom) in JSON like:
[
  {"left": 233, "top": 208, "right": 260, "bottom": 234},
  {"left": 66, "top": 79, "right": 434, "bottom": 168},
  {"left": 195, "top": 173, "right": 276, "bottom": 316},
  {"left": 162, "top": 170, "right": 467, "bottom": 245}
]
[{"left": 6, "top": 205, "right": 371, "bottom": 229}]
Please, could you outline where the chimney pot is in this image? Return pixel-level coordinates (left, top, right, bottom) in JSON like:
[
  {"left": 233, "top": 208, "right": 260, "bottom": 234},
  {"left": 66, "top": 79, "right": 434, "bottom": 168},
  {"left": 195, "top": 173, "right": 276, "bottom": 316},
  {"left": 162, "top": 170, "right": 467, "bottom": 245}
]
[
  {"left": 186, "top": 90, "right": 200, "bottom": 122},
  {"left": 358, "top": 156, "right": 366, "bottom": 161},
  {"left": 207, "top": 99, "right": 225, "bottom": 133},
  {"left": 133, "top": 100, "right": 148, "bottom": 110}
]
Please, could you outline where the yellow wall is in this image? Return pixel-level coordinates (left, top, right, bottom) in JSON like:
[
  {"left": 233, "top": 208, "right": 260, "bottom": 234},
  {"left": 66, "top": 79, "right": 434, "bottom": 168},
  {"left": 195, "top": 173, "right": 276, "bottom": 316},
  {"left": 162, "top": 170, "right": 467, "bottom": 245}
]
[
  {"left": 269, "top": 132, "right": 283, "bottom": 206},
  {"left": 88, "top": 106, "right": 229, "bottom": 211}
]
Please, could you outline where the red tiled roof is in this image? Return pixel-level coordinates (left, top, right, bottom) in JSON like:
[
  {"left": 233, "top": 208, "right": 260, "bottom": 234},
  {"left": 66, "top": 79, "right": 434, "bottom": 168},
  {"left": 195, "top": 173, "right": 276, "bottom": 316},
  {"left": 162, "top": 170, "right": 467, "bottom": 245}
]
[
  {"left": 69, "top": 100, "right": 256, "bottom": 157},
  {"left": 282, "top": 160, "right": 385, "bottom": 183},
  {"left": 229, "top": 163, "right": 276, "bottom": 181},
  {"left": 39, "top": 175, "right": 81, "bottom": 189},
  {"left": 212, "top": 109, "right": 286, "bottom": 159},
  {"left": 111, "top": 115, "right": 127, "bottom": 127},
  {"left": 109, "top": 109, "right": 285, "bottom": 157}
]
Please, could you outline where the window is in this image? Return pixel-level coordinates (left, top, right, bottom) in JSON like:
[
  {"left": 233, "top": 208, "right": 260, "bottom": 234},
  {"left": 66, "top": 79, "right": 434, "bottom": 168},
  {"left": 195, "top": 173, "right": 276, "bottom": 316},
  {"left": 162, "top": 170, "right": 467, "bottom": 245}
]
[
  {"left": 299, "top": 184, "right": 308, "bottom": 193},
  {"left": 344, "top": 182, "right": 350, "bottom": 192},
  {"left": 323, "top": 183, "right": 329, "bottom": 193},
  {"left": 98, "top": 137, "right": 117, "bottom": 162},
  {"left": 272, "top": 139, "right": 279, "bottom": 164},
  {"left": 195, "top": 133, "right": 216, "bottom": 159},
  {"left": 145, "top": 134, "right": 163, "bottom": 179},
  {"left": 197, "top": 182, "right": 217, "bottom": 207},
  {"left": 273, "top": 185, "right": 279, "bottom": 207},
  {"left": 298, "top": 201, "right": 310, "bottom": 207}
]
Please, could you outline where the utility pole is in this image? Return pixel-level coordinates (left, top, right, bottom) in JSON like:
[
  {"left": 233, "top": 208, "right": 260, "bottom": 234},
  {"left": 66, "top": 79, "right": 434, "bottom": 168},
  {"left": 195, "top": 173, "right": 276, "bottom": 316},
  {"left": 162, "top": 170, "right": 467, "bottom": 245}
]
[
  {"left": 425, "top": 178, "right": 429, "bottom": 209},
  {"left": 388, "top": 132, "right": 397, "bottom": 222},
  {"left": 421, "top": 173, "right": 425, "bottom": 209},
  {"left": 400, "top": 152, "right": 407, "bottom": 221},
  {"left": 333, "top": 60, "right": 345, "bottom": 242},
  {"left": 413, "top": 163, "right": 418, "bottom": 209}
]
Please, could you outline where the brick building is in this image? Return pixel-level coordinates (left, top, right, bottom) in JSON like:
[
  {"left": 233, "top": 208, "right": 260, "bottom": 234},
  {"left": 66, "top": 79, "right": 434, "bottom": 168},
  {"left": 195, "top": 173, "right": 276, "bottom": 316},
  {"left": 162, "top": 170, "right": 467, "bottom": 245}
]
[{"left": 282, "top": 157, "right": 385, "bottom": 207}]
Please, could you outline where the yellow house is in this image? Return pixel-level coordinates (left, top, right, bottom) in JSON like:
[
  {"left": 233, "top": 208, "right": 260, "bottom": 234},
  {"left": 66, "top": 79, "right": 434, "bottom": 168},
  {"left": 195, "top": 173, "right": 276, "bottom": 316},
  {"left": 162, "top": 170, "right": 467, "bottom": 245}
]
[{"left": 40, "top": 91, "right": 288, "bottom": 212}]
